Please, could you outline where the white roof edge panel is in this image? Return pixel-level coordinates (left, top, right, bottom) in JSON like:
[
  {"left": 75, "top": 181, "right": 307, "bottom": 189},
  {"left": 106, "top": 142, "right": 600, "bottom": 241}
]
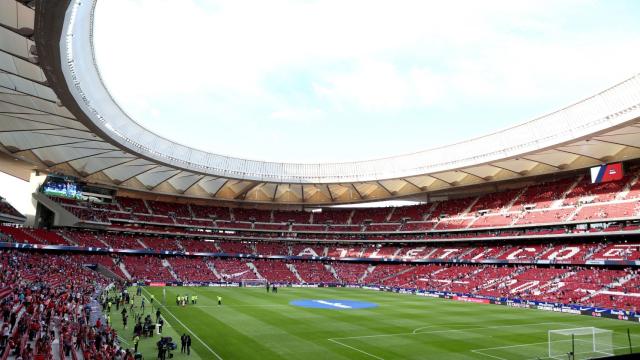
[{"left": 59, "top": 0, "right": 640, "bottom": 184}]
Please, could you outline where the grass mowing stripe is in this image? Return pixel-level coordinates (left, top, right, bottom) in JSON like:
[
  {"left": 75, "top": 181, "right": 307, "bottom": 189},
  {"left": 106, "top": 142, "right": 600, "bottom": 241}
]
[
  {"left": 144, "top": 287, "right": 640, "bottom": 359},
  {"left": 328, "top": 338, "right": 386, "bottom": 360},
  {"left": 142, "top": 288, "right": 224, "bottom": 360}
]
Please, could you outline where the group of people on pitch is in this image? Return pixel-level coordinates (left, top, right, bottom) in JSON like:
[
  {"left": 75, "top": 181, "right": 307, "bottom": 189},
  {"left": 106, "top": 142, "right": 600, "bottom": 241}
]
[{"left": 176, "top": 294, "right": 198, "bottom": 306}]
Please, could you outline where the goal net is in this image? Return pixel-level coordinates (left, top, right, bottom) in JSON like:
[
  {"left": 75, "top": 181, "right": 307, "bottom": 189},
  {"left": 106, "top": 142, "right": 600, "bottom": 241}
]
[
  {"left": 548, "top": 327, "right": 614, "bottom": 359},
  {"left": 241, "top": 278, "right": 268, "bottom": 287}
]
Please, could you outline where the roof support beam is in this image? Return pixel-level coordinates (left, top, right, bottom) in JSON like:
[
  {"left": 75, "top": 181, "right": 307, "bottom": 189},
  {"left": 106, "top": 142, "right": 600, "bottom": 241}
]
[
  {"left": 31, "top": 131, "right": 97, "bottom": 142},
  {"left": 591, "top": 138, "right": 640, "bottom": 151},
  {"left": 0, "top": 128, "right": 76, "bottom": 133},
  {"left": 376, "top": 181, "right": 394, "bottom": 196},
  {"left": 181, "top": 175, "right": 205, "bottom": 194},
  {"left": 456, "top": 170, "right": 487, "bottom": 181},
  {"left": 427, "top": 174, "right": 454, "bottom": 186},
  {"left": 0, "top": 113, "right": 86, "bottom": 132},
  {"left": 46, "top": 149, "right": 115, "bottom": 167},
  {"left": 0, "top": 99, "right": 76, "bottom": 120},
  {"left": 151, "top": 171, "right": 186, "bottom": 190},
  {"left": 212, "top": 180, "right": 229, "bottom": 197},
  {"left": 520, "top": 157, "right": 561, "bottom": 169},
  {"left": 234, "top": 182, "right": 260, "bottom": 200},
  {"left": 402, "top": 178, "right": 424, "bottom": 191},
  {"left": 326, "top": 185, "right": 335, "bottom": 202},
  {"left": 0, "top": 84, "right": 59, "bottom": 105},
  {"left": 555, "top": 148, "right": 604, "bottom": 163},
  {"left": 272, "top": 184, "right": 279, "bottom": 202},
  {"left": 489, "top": 164, "right": 522, "bottom": 175},
  {"left": 351, "top": 184, "right": 364, "bottom": 199},
  {"left": 116, "top": 165, "right": 161, "bottom": 184},
  {"left": 82, "top": 158, "right": 140, "bottom": 177},
  {"left": 12, "top": 139, "right": 91, "bottom": 152}
]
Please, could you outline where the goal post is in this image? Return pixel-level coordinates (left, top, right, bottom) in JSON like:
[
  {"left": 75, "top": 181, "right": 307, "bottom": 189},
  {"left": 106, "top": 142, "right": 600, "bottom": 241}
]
[
  {"left": 241, "top": 278, "right": 268, "bottom": 287},
  {"left": 548, "top": 327, "right": 614, "bottom": 359}
]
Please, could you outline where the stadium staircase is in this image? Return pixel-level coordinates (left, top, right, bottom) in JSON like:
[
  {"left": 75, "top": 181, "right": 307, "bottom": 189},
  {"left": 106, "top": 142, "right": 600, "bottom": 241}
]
[
  {"left": 136, "top": 238, "right": 148, "bottom": 249},
  {"left": 379, "top": 266, "right": 415, "bottom": 282},
  {"left": 60, "top": 231, "right": 78, "bottom": 246},
  {"left": 142, "top": 199, "right": 153, "bottom": 214},
  {"left": 461, "top": 196, "right": 481, "bottom": 217},
  {"left": 94, "top": 262, "right": 125, "bottom": 281},
  {"left": 346, "top": 209, "right": 355, "bottom": 225},
  {"left": 286, "top": 264, "right": 305, "bottom": 283},
  {"left": 246, "top": 262, "right": 265, "bottom": 280},
  {"left": 325, "top": 264, "right": 340, "bottom": 282},
  {"left": 505, "top": 187, "right": 528, "bottom": 212},
  {"left": 359, "top": 264, "right": 376, "bottom": 283},
  {"left": 206, "top": 261, "right": 223, "bottom": 280},
  {"left": 478, "top": 267, "right": 520, "bottom": 290},
  {"left": 117, "top": 261, "right": 133, "bottom": 281},
  {"left": 581, "top": 272, "right": 638, "bottom": 303},
  {"left": 551, "top": 175, "right": 584, "bottom": 208},
  {"left": 385, "top": 208, "right": 396, "bottom": 222},
  {"left": 565, "top": 205, "right": 584, "bottom": 222},
  {"left": 617, "top": 175, "right": 638, "bottom": 199},
  {"left": 161, "top": 259, "right": 180, "bottom": 281},
  {"left": 95, "top": 235, "right": 111, "bottom": 248}
]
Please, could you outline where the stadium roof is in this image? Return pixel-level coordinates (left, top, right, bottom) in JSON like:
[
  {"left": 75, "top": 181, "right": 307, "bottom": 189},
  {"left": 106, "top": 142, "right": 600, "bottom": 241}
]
[{"left": 1, "top": 0, "right": 640, "bottom": 205}]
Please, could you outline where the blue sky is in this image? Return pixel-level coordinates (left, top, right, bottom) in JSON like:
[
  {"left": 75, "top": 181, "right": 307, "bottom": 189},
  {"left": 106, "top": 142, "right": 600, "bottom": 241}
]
[{"left": 93, "top": 0, "right": 640, "bottom": 163}]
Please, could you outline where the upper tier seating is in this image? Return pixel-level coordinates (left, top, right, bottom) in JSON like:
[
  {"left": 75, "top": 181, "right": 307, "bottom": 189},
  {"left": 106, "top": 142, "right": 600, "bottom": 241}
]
[
  {"left": 351, "top": 207, "right": 392, "bottom": 224},
  {"left": 515, "top": 178, "right": 575, "bottom": 209},
  {"left": 313, "top": 209, "right": 352, "bottom": 224},
  {"left": 116, "top": 197, "right": 149, "bottom": 213},
  {"left": 42, "top": 170, "right": 640, "bottom": 238},
  {"left": 0, "top": 199, "right": 23, "bottom": 218},
  {"left": 190, "top": 204, "right": 231, "bottom": 220},
  {"left": 147, "top": 200, "right": 190, "bottom": 217},
  {"left": 272, "top": 210, "right": 311, "bottom": 224},
  {"left": 388, "top": 203, "right": 431, "bottom": 222}
]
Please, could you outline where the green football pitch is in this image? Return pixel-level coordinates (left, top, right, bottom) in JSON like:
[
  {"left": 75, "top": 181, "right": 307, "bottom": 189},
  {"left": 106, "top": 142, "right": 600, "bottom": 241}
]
[{"left": 106, "top": 286, "right": 640, "bottom": 359}]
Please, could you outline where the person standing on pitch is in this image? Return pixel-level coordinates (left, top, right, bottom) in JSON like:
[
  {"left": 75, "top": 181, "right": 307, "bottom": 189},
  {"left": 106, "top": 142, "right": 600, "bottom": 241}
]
[
  {"left": 217, "top": 295, "right": 222, "bottom": 306},
  {"left": 133, "top": 334, "right": 139, "bottom": 353},
  {"left": 180, "top": 334, "right": 187, "bottom": 354},
  {"left": 186, "top": 334, "right": 192, "bottom": 355}
]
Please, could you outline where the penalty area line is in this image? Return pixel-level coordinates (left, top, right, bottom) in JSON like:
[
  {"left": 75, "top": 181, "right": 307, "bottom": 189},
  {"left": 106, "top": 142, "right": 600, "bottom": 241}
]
[
  {"left": 142, "top": 288, "right": 224, "bottom": 360},
  {"left": 470, "top": 349, "right": 508, "bottom": 360},
  {"left": 328, "top": 338, "right": 385, "bottom": 360}
]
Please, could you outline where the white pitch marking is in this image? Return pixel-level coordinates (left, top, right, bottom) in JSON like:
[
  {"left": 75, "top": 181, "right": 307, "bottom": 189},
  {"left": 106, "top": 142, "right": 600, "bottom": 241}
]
[
  {"left": 328, "top": 338, "right": 385, "bottom": 360},
  {"left": 143, "top": 289, "right": 224, "bottom": 360},
  {"left": 412, "top": 324, "right": 485, "bottom": 334},
  {"left": 473, "top": 340, "right": 631, "bottom": 360},
  {"left": 313, "top": 300, "right": 352, "bottom": 309},
  {"left": 472, "top": 340, "right": 549, "bottom": 352},
  {"left": 331, "top": 322, "right": 563, "bottom": 341},
  {"left": 471, "top": 349, "right": 508, "bottom": 360}
]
